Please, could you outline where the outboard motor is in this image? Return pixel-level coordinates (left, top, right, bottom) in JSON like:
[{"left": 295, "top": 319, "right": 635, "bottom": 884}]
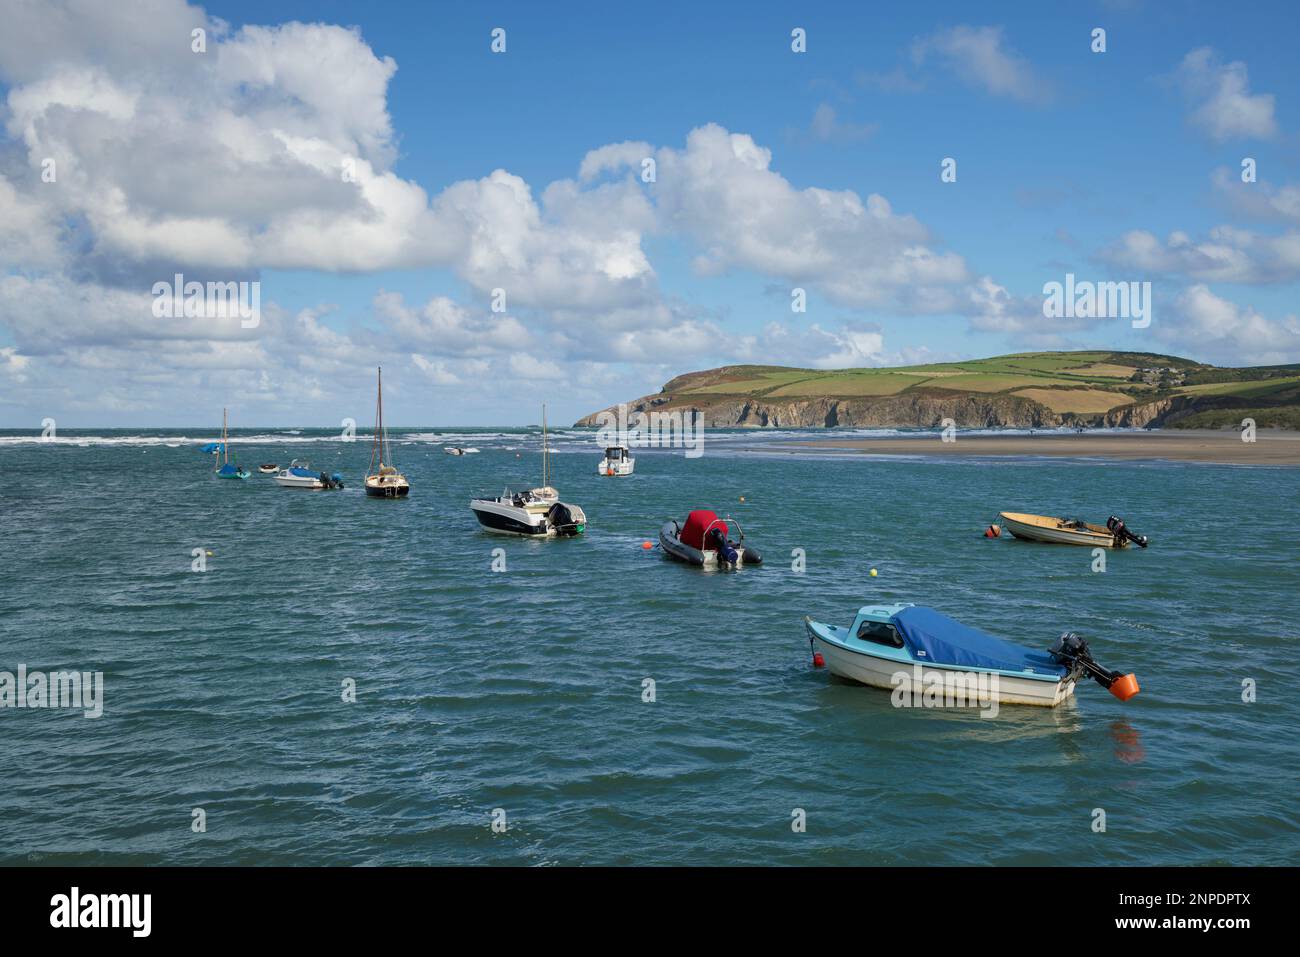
[
  {"left": 1106, "top": 515, "right": 1148, "bottom": 548},
  {"left": 1049, "top": 632, "right": 1140, "bottom": 701},
  {"left": 706, "top": 527, "right": 739, "bottom": 565}
]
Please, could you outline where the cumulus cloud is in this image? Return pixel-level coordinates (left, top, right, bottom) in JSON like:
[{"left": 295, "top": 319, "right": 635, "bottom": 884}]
[
  {"left": 1162, "top": 285, "right": 1300, "bottom": 365},
  {"left": 0, "top": 1, "right": 1038, "bottom": 423},
  {"left": 1097, "top": 226, "right": 1300, "bottom": 284},
  {"left": 1172, "top": 48, "right": 1277, "bottom": 141},
  {"left": 608, "top": 123, "right": 970, "bottom": 310}
]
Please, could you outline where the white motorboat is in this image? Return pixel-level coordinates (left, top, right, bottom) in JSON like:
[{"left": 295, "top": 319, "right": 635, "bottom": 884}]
[
  {"left": 804, "top": 604, "right": 1139, "bottom": 708},
  {"left": 469, "top": 405, "right": 585, "bottom": 537},
  {"left": 597, "top": 444, "right": 635, "bottom": 476},
  {"left": 274, "top": 458, "right": 344, "bottom": 490}
]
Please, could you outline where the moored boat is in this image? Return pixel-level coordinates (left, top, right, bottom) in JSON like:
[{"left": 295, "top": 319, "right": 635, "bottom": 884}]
[
  {"left": 997, "top": 512, "right": 1148, "bottom": 548},
  {"left": 597, "top": 444, "right": 635, "bottom": 476},
  {"left": 212, "top": 408, "right": 250, "bottom": 480},
  {"left": 364, "top": 367, "right": 410, "bottom": 498},
  {"left": 804, "top": 604, "right": 1139, "bottom": 708},
  {"left": 258, "top": 463, "right": 278, "bottom": 474},
  {"left": 659, "top": 510, "right": 761, "bottom": 568},
  {"left": 469, "top": 405, "right": 585, "bottom": 536},
  {"left": 274, "top": 458, "right": 344, "bottom": 490}
]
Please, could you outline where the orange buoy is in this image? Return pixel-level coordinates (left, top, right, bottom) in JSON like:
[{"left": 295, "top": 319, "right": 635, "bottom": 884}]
[
  {"left": 984, "top": 524, "right": 1001, "bottom": 538},
  {"left": 1109, "top": 673, "right": 1140, "bottom": 701},
  {"left": 812, "top": 652, "right": 825, "bottom": 668},
  {"left": 641, "top": 541, "right": 653, "bottom": 550}
]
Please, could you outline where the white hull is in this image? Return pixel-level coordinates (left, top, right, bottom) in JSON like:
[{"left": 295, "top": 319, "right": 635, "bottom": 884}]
[
  {"left": 274, "top": 473, "right": 323, "bottom": 489},
  {"left": 597, "top": 459, "right": 635, "bottom": 475},
  {"left": 810, "top": 632, "right": 1077, "bottom": 707}
]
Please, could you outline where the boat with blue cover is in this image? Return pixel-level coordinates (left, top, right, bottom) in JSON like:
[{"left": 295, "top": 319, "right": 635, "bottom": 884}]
[
  {"left": 274, "top": 458, "right": 344, "bottom": 490},
  {"left": 210, "top": 409, "right": 250, "bottom": 480},
  {"left": 804, "top": 604, "right": 1139, "bottom": 707}
]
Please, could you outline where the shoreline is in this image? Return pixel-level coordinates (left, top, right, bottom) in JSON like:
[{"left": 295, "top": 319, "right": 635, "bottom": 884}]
[{"left": 774, "top": 429, "right": 1300, "bottom": 465}]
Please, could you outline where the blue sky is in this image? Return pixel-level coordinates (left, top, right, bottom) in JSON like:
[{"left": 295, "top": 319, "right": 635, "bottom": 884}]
[{"left": 1, "top": 0, "right": 1298, "bottom": 425}]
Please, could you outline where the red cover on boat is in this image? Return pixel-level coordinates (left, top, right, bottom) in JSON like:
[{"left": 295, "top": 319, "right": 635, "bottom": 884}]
[{"left": 681, "top": 510, "right": 726, "bottom": 549}]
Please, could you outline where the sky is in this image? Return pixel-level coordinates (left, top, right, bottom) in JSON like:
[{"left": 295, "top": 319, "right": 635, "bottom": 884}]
[{"left": 1, "top": 0, "right": 1298, "bottom": 426}]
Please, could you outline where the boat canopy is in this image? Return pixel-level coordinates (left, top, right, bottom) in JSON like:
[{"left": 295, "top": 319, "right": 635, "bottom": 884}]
[
  {"left": 681, "top": 510, "right": 726, "bottom": 549},
  {"left": 890, "top": 606, "right": 1067, "bottom": 677}
]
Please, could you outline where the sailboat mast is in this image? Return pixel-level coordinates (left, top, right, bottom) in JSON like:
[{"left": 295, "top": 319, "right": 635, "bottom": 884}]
[
  {"left": 222, "top": 407, "right": 229, "bottom": 464},
  {"left": 542, "top": 403, "right": 549, "bottom": 488}
]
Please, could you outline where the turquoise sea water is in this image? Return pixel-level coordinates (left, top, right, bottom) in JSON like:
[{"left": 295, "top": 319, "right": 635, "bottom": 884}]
[{"left": 1, "top": 427, "right": 1297, "bottom": 865}]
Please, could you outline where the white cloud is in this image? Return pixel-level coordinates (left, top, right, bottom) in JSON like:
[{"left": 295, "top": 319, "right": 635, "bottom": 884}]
[
  {"left": 910, "top": 26, "right": 1047, "bottom": 103},
  {"left": 1163, "top": 285, "right": 1300, "bottom": 365},
  {"left": 627, "top": 123, "right": 968, "bottom": 310},
  {"left": 1212, "top": 167, "right": 1300, "bottom": 224},
  {"left": 1173, "top": 48, "right": 1277, "bottom": 141},
  {"left": 1097, "top": 227, "right": 1300, "bottom": 284}
]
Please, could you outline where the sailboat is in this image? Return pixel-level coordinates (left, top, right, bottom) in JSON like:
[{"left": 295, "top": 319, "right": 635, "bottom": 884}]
[
  {"left": 469, "top": 404, "right": 586, "bottom": 536},
  {"left": 364, "top": 366, "right": 410, "bottom": 498},
  {"left": 213, "top": 408, "right": 250, "bottom": 480}
]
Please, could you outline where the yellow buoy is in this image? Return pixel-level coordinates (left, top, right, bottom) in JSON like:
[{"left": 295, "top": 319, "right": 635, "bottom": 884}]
[{"left": 870, "top": 568, "right": 877, "bottom": 577}]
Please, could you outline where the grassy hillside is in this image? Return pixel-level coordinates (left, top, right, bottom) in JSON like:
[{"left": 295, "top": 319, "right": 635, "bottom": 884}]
[{"left": 591, "top": 351, "right": 1300, "bottom": 428}]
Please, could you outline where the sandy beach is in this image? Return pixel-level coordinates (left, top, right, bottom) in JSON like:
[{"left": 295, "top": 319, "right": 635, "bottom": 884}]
[{"left": 782, "top": 429, "right": 1300, "bottom": 465}]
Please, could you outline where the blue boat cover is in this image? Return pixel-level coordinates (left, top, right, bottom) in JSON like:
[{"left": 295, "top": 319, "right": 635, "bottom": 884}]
[
  {"left": 200, "top": 442, "right": 224, "bottom": 454},
  {"left": 891, "top": 606, "right": 1067, "bottom": 677},
  {"left": 289, "top": 467, "right": 317, "bottom": 477}
]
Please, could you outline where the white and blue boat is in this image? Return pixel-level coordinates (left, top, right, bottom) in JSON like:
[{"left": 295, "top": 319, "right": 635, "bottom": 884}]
[
  {"left": 804, "top": 604, "right": 1139, "bottom": 708},
  {"left": 274, "top": 458, "right": 344, "bottom": 490}
]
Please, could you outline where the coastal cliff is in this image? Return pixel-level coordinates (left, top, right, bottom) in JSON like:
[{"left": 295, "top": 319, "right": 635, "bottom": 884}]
[{"left": 576, "top": 353, "right": 1300, "bottom": 430}]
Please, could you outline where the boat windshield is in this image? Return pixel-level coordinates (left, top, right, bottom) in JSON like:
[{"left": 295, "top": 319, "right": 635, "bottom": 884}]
[{"left": 857, "top": 620, "right": 904, "bottom": 648}]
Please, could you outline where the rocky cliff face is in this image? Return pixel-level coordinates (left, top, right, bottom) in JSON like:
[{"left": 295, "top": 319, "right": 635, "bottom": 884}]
[{"left": 577, "top": 391, "right": 1192, "bottom": 430}]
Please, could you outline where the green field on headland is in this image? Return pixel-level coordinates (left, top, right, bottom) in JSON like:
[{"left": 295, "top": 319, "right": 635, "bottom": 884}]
[{"left": 579, "top": 351, "right": 1300, "bottom": 430}]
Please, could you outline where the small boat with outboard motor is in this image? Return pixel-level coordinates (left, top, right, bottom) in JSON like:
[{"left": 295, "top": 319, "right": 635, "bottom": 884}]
[
  {"left": 274, "top": 458, "right": 344, "bottom": 490},
  {"left": 659, "top": 510, "right": 762, "bottom": 568},
  {"left": 597, "top": 444, "right": 635, "bottom": 476},
  {"left": 804, "top": 603, "right": 1139, "bottom": 708},
  {"left": 993, "top": 512, "right": 1148, "bottom": 548},
  {"left": 257, "top": 463, "right": 278, "bottom": 474},
  {"left": 210, "top": 408, "right": 250, "bottom": 480},
  {"left": 469, "top": 405, "right": 585, "bottom": 536}
]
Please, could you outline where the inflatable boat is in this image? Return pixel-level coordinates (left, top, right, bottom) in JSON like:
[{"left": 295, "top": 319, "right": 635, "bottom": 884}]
[{"left": 659, "top": 510, "right": 761, "bottom": 568}]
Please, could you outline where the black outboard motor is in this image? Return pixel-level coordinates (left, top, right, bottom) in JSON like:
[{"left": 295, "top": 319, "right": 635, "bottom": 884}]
[
  {"left": 1049, "top": 632, "right": 1140, "bottom": 701},
  {"left": 706, "top": 527, "right": 739, "bottom": 565},
  {"left": 1105, "top": 515, "right": 1148, "bottom": 548}
]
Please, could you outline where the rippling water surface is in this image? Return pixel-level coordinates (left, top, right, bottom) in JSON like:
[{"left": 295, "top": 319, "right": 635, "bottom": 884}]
[{"left": 1, "top": 427, "right": 1297, "bottom": 865}]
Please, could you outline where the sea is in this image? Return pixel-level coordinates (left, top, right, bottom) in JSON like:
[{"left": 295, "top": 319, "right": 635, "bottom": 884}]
[{"left": 1, "top": 426, "right": 1297, "bottom": 865}]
